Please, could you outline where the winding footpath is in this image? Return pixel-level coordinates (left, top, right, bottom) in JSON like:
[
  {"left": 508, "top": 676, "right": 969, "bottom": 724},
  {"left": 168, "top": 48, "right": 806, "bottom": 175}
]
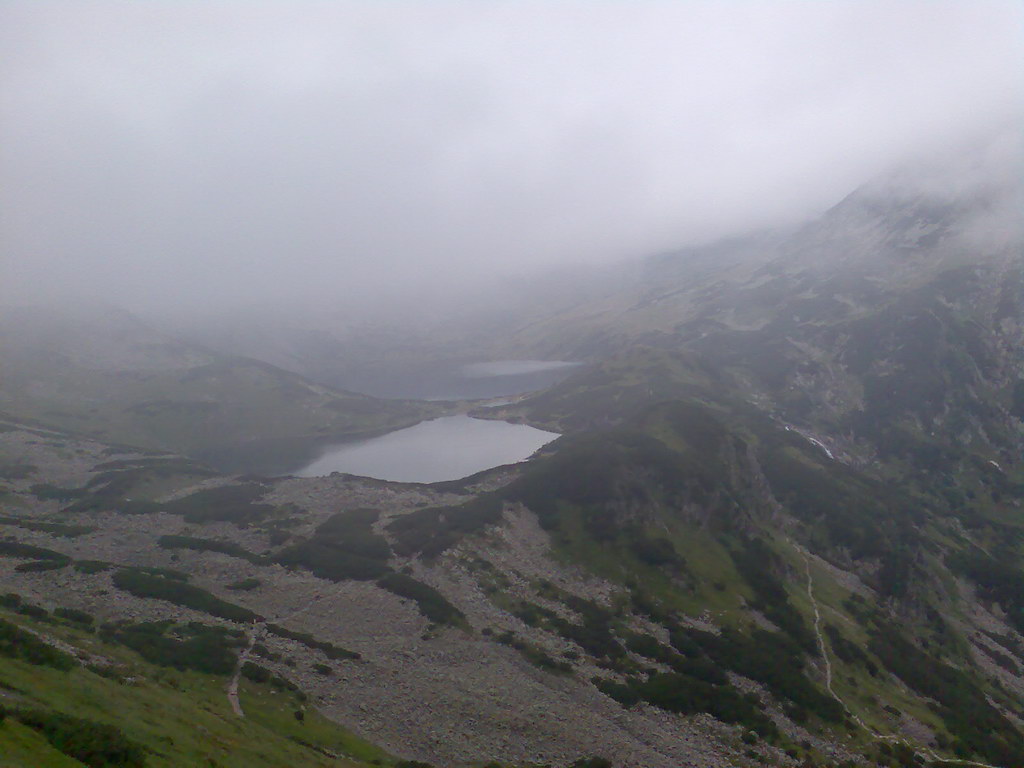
[
  {"left": 226, "top": 580, "right": 351, "bottom": 717},
  {"left": 227, "top": 627, "right": 260, "bottom": 717},
  {"left": 798, "top": 546, "right": 1005, "bottom": 768}
]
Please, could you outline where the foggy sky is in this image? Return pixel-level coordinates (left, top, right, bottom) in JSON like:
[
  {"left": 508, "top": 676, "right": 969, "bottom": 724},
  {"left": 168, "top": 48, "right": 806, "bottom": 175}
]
[{"left": 1, "top": 2, "right": 1021, "bottom": 315}]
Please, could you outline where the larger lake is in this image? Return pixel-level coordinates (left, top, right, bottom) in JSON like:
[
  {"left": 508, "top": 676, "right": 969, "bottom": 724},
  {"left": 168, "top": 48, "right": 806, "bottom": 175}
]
[{"left": 294, "top": 415, "right": 559, "bottom": 483}]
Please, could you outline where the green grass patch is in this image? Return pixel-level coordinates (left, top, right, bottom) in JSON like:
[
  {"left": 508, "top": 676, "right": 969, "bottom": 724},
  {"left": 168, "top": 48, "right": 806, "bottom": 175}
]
[{"left": 0, "top": 628, "right": 386, "bottom": 767}]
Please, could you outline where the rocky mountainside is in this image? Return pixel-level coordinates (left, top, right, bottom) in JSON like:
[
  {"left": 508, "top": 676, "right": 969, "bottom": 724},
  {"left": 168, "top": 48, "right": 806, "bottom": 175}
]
[{"left": 0, "top": 150, "right": 1022, "bottom": 768}]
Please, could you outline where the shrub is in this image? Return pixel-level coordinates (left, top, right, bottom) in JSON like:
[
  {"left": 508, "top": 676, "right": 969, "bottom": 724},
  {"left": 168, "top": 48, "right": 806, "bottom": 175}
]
[
  {"left": 495, "top": 632, "right": 573, "bottom": 674},
  {"left": 226, "top": 578, "right": 262, "bottom": 591},
  {"left": 99, "top": 621, "right": 242, "bottom": 675},
  {"left": 276, "top": 540, "right": 391, "bottom": 581},
  {"left": 14, "top": 560, "right": 67, "bottom": 573},
  {"left": 54, "top": 607, "right": 95, "bottom": 627},
  {"left": 276, "top": 508, "right": 393, "bottom": 581},
  {"left": 14, "top": 709, "right": 146, "bottom": 768},
  {"left": 161, "top": 483, "right": 273, "bottom": 524},
  {"left": 264, "top": 623, "right": 360, "bottom": 660},
  {"left": 74, "top": 560, "right": 114, "bottom": 574},
  {"left": 0, "top": 541, "right": 71, "bottom": 563},
  {"left": 0, "top": 618, "right": 77, "bottom": 670},
  {"left": 377, "top": 573, "right": 464, "bottom": 626},
  {"left": 630, "top": 671, "right": 778, "bottom": 737},
  {"left": 158, "top": 534, "right": 265, "bottom": 564},
  {"left": 869, "top": 626, "right": 1024, "bottom": 764},
  {"left": 29, "top": 484, "right": 85, "bottom": 501},
  {"left": 0, "top": 516, "right": 95, "bottom": 537},
  {"left": 669, "top": 626, "right": 842, "bottom": 724},
  {"left": 112, "top": 568, "right": 257, "bottom": 623},
  {"left": 241, "top": 662, "right": 298, "bottom": 693}
]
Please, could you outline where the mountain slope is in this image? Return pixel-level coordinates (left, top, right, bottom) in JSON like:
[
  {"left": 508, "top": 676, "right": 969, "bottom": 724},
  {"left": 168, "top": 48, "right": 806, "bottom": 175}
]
[
  {"left": 1, "top": 149, "right": 1022, "bottom": 767},
  {"left": 0, "top": 304, "right": 439, "bottom": 472}
]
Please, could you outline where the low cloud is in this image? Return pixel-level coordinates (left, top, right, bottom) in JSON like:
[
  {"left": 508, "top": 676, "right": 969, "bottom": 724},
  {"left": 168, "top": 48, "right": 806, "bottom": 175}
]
[{"left": 1, "top": 1, "right": 1020, "bottom": 315}]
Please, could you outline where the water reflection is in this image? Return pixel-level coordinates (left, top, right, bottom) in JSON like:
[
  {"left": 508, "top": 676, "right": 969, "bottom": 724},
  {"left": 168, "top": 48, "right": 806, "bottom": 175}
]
[{"left": 294, "top": 414, "right": 559, "bottom": 483}]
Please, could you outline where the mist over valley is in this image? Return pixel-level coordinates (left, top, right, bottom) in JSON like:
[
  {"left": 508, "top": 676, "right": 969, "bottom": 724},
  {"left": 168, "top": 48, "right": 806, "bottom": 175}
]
[{"left": 1, "top": 3, "right": 1022, "bottom": 768}]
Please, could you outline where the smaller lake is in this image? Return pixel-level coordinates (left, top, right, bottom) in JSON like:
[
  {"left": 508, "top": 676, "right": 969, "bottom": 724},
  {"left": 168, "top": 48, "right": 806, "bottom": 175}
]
[
  {"left": 294, "top": 415, "right": 559, "bottom": 483},
  {"left": 328, "top": 359, "right": 582, "bottom": 400}
]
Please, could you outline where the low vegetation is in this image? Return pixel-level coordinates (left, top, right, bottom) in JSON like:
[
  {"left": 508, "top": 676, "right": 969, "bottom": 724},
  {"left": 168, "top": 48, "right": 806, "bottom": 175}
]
[
  {"left": 376, "top": 573, "right": 465, "bottom": 627},
  {"left": 11, "top": 709, "right": 147, "bottom": 768},
  {"left": 276, "top": 508, "right": 393, "bottom": 581},
  {"left": 265, "top": 623, "right": 361, "bottom": 661},
  {"left": 158, "top": 534, "right": 265, "bottom": 564},
  {"left": 111, "top": 568, "right": 258, "bottom": 623},
  {"left": 99, "top": 620, "right": 245, "bottom": 675},
  {"left": 160, "top": 483, "right": 274, "bottom": 524},
  {"left": 0, "top": 617, "right": 78, "bottom": 671}
]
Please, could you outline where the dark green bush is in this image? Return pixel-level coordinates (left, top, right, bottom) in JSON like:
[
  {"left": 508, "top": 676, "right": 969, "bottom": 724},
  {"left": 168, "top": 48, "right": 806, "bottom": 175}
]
[
  {"left": 276, "top": 508, "right": 393, "bottom": 580},
  {"left": 29, "top": 484, "right": 85, "bottom": 501},
  {"left": 264, "top": 623, "right": 360, "bottom": 660},
  {"left": 671, "top": 626, "right": 842, "bottom": 723},
  {"left": 495, "top": 632, "right": 573, "bottom": 674},
  {"left": 377, "top": 573, "right": 464, "bottom": 626},
  {"left": 629, "top": 671, "right": 778, "bottom": 737},
  {"left": 547, "top": 597, "right": 623, "bottom": 662},
  {"left": 161, "top": 483, "right": 273, "bottom": 524},
  {"left": 74, "top": 560, "right": 113, "bottom": 574},
  {"left": 948, "top": 550, "right": 1024, "bottom": 634},
  {"left": 593, "top": 678, "right": 640, "bottom": 707},
  {"left": 14, "top": 709, "right": 146, "bottom": 768},
  {"left": 100, "top": 621, "right": 242, "bottom": 675},
  {"left": 54, "top": 607, "right": 95, "bottom": 627},
  {"left": 158, "top": 534, "right": 265, "bottom": 564},
  {"left": 0, "top": 618, "right": 77, "bottom": 670},
  {"left": 0, "top": 541, "right": 71, "bottom": 563},
  {"left": 112, "top": 568, "right": 257, "bottom": 623},
  {"left": 732, "top": 537, "right": 815, "bottom": 653},
  {"left": 0, "top": 516, "right": 95, "bottom": 537},
  {"left": 15, "top": 560, "right": 68, "bottom": 572},
  {"left": 388, "top": 495, "right": 503, "bottom": 558},
  {"left": 869, "top": 626, "right": 1023, "bottom": 764},
  {"left": 241, "top": 662, "right": 299, "bottom": 693},
  {"left": 226, "top": 578, "right": 262, "bottom": 591},
  {"left": 276, "top": 541, "right": 390, "bottom": 581}
]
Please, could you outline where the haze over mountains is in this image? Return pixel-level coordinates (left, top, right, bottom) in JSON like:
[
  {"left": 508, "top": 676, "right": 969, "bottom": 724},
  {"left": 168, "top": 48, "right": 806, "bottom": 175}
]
[
  {"left": 1, "top": 3, "right": 1023, "bottom": 767},
  {"left": 2, "top": 136, "right": 1023, "bottom": 767}
]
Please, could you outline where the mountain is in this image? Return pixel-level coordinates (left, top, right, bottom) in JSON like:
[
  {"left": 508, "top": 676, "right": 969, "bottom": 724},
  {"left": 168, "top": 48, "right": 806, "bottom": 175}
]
[
  {"left": 0, "top": 303, "right": 440, "bottom": 473},
  {"left": 1, "top": 150, "right": 1022, "bottom": 768}
]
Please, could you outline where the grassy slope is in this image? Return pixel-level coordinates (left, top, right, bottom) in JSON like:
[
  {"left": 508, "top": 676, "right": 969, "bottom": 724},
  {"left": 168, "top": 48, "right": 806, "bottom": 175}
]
[{"left": 0, "top": 609, "right": 389, "bottom": 768}]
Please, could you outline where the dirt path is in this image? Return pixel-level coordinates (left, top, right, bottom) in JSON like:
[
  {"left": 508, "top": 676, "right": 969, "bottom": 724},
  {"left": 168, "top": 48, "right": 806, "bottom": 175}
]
[
  {"left": 797, "top": 546, "right": 1004, "bottom": 768},
  {"left": 226, "top": 581, "right": 349, "bottom": 717},
  {"left": 227, "top": 628, "right": 259, "bottom": 717}
]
